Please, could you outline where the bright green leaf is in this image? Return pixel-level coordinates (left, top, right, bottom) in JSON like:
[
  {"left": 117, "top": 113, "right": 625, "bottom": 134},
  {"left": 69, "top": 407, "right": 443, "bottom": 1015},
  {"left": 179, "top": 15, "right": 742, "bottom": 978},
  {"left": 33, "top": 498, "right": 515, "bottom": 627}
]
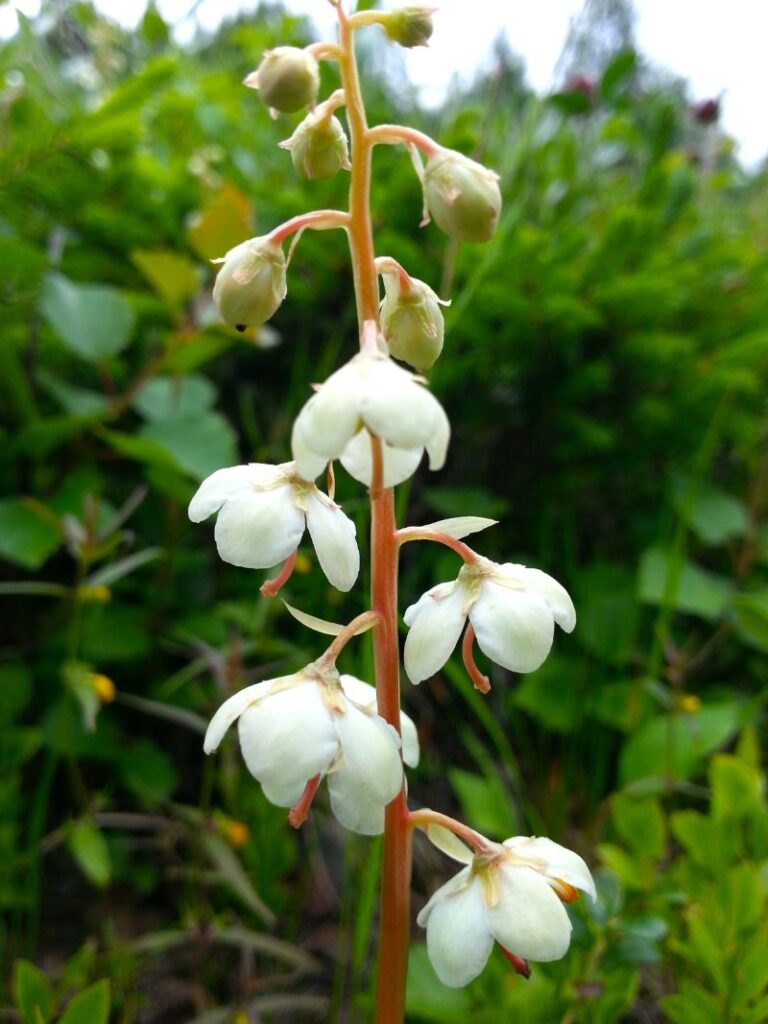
[
  {"left": 59, "top": 980, "right": 110, "bottom": 1024},
  {"left": 67, "top": 822, "right": 111, "bottom": 888},
  {"left": 132, "top": 249, "right": 199, "bottom": 309},
  {"left": 12, "top": 960, "right": 54, "bottom": 1024},
  {"left": 672, "top": 478, "right": 748, "bottom": 546},
  {"left": 132, "top": 375, "right": 216, "bottom": 421},
  {"left": 139, "top": 412, "right": 237, "bottom": 481},
  {"left": 448, "top": 768, "right": 516, "bottom": 840},
  {"left": 40, "top": 273, "right": 135, "bottom": 362},
  {"left": 186, "top": 182, "right": 252, "bottom": 262},
  {"left": 611, "top": 794, "right": 665, "bottom": 859},
  {"left": 638, "top": 547, "right": 732, "bottom": 621},
  {"left": 0, "top": 498, "right": 62, "bottom": 570}
]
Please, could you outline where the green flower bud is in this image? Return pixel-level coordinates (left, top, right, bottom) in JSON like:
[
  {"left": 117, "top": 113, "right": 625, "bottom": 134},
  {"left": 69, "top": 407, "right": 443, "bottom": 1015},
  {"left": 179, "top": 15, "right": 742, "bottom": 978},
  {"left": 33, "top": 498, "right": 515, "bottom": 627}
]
[
  {"left": 381, "top": 6, "right": 436, "bottom": 48},
  {"left": 212, "top": 237, "right": 287, "bottom": 330},
  {"left": 423, "top": 148, "right": 501, "bottom": 243},
  {"left": 380, "top": 271, "right": 445, "bottom": 372},
  {"left": 280, "top": 111, "right": 351, "bottom": 180},
  {"left": 244, "top": 47, "right": 319, "bottom": 114}
]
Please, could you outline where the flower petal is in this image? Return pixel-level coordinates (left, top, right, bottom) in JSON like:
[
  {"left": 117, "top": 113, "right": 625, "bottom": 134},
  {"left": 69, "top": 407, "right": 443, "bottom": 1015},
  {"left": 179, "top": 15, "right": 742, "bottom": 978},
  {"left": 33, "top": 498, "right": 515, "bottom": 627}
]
[
  {"left": 237, "top": 681, "right": 338, "bottom": 802},
  {"left": 213, "top": 483, "right": 305, "bottom": 569},
  {"left": 421, "top": 873, "right": 494, "bottom": 987},
  {"left": 486, "top": 864, "right": 572, "bottom": 962},
  {"left": 403, "top": 581, "right": 468, "bottom": 684},
  {"left": 339, "top": 674, "right": 420, "bottom": 767},
  {"left": 203, "top": 679, "right": 278, "bottom": 754},
  {"left": 304, "top": 490, "right": 360, "bottom": 592},
  {"left": 291, "top": 371, "right": 361, "bottom": 472},
  {"left": 424, "top": 402, "right": 450, "bottom": 471},
  {"left": 290, "top": 422, "right": 330, "bottom": 481},
  {"left": 333, "top": 701, "right": 403, "bottom": 806},
  {"left": 426, "top": 824, "right": 474, "bottom": 865},
  {"left": 188, "top": 464, "right": 280, "bottom": 522},
  {"left": 517, "top": 566, "right": 576, "bottom": 633},
  {"left": 340, "top": 428, "right": 423, "bottom": 488},
  {"left": 361, "top": 362, "right": 444, "bottom": 452},
  {"left": 470, "top": 580, "right": 554, "bottom": 673},
  {"left": 326, "top": 764, "right": 387, "bottom": 835},
  {"left": 504, "top": 836, "right": 596, "bottom": 900}
]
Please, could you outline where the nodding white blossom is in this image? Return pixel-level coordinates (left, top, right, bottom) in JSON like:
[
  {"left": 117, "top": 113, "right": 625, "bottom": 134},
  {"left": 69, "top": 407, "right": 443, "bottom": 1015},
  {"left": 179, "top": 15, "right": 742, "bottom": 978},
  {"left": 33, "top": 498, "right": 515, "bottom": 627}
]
[
  {"left": 404, "top": 558, "right": 576, "bottom": 683},
  {"left": 203, "top": 668, "right": 419, "bottom": 835},
  {"left": 340, "top": 428, "right": 424, "bottom": 489},
  {"left": 291, "top": 350, "right": 450, "bottom": 482},
  {"left": 188, "top": 461, "right": 359, "bottom": 592},
  {"left": 418, "top": 831, "right": 595, "bottom": 987}
]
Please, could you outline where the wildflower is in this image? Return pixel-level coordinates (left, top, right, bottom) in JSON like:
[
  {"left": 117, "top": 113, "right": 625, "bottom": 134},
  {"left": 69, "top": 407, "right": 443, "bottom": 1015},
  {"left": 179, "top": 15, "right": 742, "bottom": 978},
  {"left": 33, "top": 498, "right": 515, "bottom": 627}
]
[
  {"left": 89, "top": 672, "right": 116, "bottom": 703},
  {"left": 212, "top": 236, "right": 287, "bottom": 330},
  {"left": 381, "top": 6, "right": 436, "bottom": 48},
  {"left": 188, "top": 461, "right": 359, "bottom": 592},
  {"left": 244, "top": 47, "right": 320, "bottom": 114},
  {"left": 203, "top": 668, "right": 418, "bottom": 835},
  {"left": 418, "top": 831, "right": 595, "bottom": 987},
  {"left": 292, "top": 350, "right": 449, "bottom": 482},
  {"left": 280, "top": 109, "right": 351, "bottom": 180},
  {"left": 404, "top": 558, "right": 575, "bottom": 683},
  {"left": 380, "top": 270, "right": 446, "bottom": 372},
  {"left": 340, "top": 428, "right": 424, "bottom": 488},
  {"left": 423, "top": 148, "right": 501, "bottom": 243}
]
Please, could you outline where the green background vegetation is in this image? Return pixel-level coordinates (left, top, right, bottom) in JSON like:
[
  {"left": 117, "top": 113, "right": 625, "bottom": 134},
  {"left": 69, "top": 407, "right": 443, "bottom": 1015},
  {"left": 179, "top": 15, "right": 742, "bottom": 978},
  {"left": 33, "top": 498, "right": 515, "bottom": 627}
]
[{"left": 1, "top": 1, "right": 767, "bottom": 1021}]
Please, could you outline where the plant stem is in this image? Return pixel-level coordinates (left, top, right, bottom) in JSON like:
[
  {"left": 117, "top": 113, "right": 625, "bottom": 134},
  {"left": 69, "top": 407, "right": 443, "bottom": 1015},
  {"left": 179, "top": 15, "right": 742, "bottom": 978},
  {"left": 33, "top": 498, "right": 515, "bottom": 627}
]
[{"left": 337, "top": 7, "right": 411, "bottom": 1020}]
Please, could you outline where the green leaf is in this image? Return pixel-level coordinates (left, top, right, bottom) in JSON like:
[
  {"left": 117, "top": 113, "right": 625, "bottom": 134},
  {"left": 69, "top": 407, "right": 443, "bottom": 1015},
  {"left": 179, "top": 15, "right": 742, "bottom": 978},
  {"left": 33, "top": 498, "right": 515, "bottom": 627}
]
[
  {"left": 638, "top": 546, "right": 732, "bottom": 620},
  {"left": 119, "top": 741, "right": 178, "bottom": 807},
  {"left": 59, "top": 980, "right": 110, "bottom": 1024},
  {"left": 670, "top": 810, "right": 716, "bottom": 866},
  {"left": 139, "top": 412, "right": 237, "bottom": 481},
  {"left": 40, "top": 273, "right": 135, "bottom": 362},
  {"left": 660, "top": 980, "right": 722, "bottom": 1024},
  {"left": 448, "top": 768, "right": 516, "bottom": 840},
  {"left": 67, "top": 822, "right": 111, "bottom": 888},
  {"left": 611, "top": 794, "right": 665, "bottom": 859},
  {"left": 132, "top": 375, "right": 216, "bottom": 421},
  {"left": 596, "top": 842, "right": 650, "bottom": 890},
  {"left": 732, "top": 591, "right": 768, "bottom": 651},
  {"left": 576, "top": 563, "right": 638, "bottom": 665},
  {"left": 615, "top": 915, "right": 667, "bottom": 965},
  {"left": 38, "top": 372, "right": 109, "bottom": 417},
  {"left": 12, "top": 960, "right": 54, "bottom": 1024},
  {"left": 132, "top": 249, "right": 199, "bottom": 309},
  {"left": 186, "top": 182, "right": 252, "bottom": 261},
  {"left": 98, "top": 428, "right": 180, "bottom": 473},
  {"left": 672, "top": 478, "right": 748, "bottom": 546},
  {"left": 405, "top": 944, "right": 471, "bottom": 1021},
  {"left": 711, "top": 754, "right": 763, "bottom": 820},
  {"left": 0, "top": 498, "right": 62, "bottom": 570},
  {"left": 619, "top": 702, "right": 743, "bottom": 784},
  {"left": 600, "top": 50, "right": 637, "bottom": 101}
]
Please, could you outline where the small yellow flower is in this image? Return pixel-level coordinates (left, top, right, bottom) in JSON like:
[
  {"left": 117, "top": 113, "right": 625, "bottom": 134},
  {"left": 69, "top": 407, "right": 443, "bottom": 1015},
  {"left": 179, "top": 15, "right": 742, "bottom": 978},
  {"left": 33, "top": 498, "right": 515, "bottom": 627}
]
[
  {"left": 294, "top": 552, "right": 312, "bottom": 575},
  {"left": 78, "top": 584, "right": 111, "bottom": 604},
  {"left": 88, "top": 673, "right": 116, "bottom": 703},
  {"left": 218, "top": 816, "right": 250, "bottom": 849},
  {"left": 677, "top": 694, "right": 701, "bottom": 714}
]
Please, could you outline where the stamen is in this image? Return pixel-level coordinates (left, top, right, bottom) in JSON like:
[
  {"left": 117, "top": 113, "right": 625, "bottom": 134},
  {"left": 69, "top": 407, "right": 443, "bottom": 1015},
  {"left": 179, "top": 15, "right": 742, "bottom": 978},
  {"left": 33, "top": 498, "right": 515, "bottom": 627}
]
[
  {"left": 551, "top": 877, "right": 579, "bottom": 904},
  {"left": 260, "top": 551, "right": 297, "bottom": 598},
  {"left": 288, "top": 774, "right": 322, "bottom": 828},
  {"left": 499, "top": 945, "right": 531, "bottom": 979},
  {"left": 462, "top": 624, "right": 491, "bottom": 694}
]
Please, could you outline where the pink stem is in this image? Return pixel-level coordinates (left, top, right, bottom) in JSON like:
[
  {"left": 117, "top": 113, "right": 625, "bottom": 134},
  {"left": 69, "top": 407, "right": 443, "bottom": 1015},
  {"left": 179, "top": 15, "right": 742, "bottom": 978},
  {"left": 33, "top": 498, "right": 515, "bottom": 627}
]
[
  {"left": 260, "top": 551, "right": 297, "bottom": 598},
  {"left": 288, "top": 775, "right": 322, "bottom": 828},
  {"left": 268, "top": 209, "right": 350, "bottom": 246},
  {"left": 462, "top": 624, "right": 491, "bottom": 694}
]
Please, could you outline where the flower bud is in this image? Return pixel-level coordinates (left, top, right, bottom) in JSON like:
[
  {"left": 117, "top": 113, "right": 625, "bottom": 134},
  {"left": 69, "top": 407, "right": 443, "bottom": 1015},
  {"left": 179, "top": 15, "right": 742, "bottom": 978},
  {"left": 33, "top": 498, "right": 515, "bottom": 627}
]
[
  {"left": 381, "top": 6, "right": 436, "bottom": 48},
  {"left": 280, "top": 110, "right": 351, "bottom": 180},
  {"left": 212, "top": 237, "right": 287, "bottom": 330},
  {"left": 423, "top": 148, "right": 501, "bottom": 243},
  {"left": 244, "top": 47, "right": 319, "bottom": 114},
  {"left": 380, "top": 272, "right": 445, "bottom": 372}
]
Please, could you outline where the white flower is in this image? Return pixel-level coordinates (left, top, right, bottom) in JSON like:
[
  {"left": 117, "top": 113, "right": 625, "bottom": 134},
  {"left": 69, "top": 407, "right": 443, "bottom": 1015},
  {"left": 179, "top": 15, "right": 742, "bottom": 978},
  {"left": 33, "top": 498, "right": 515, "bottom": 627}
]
[
  {"left": 418, "top": 831, "right": 595, "bottom": 987},
  {"left": 291, "top": 350, "right": 450, "bottom": 482},
  {"left": 340, "top": 428, "right": 424, "bottom": 488},
  {"left": 188, "top": 461, "right": 359, "bottom": 592},
  {"left": 404, "top": 558, "right": 576, "bottom": 683},
  {"left": 203, "top": 668, "right": 419, "bottom": 835}
]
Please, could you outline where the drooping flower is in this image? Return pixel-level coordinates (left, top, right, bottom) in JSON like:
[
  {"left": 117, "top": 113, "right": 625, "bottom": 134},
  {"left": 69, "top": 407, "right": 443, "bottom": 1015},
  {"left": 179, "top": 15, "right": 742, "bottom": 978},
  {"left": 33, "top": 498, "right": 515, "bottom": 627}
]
[
  {"left": 211, "top": 236, "right": 287, "bottom": 331},
  {"left": 244, "top": 46, "right": 320, "bottom": 114},
  {"left": 404, "top": 558, "right": 575, "bottom": 683},
  {"left": 291, "top": 350, "right": 450, "bottom": 482},
  {"left": 418, "top": 829, "right": 595, "bottom": 987},
  {"left": 422, "top": 148, "right": 501, "bottom": 243},
  {"left": 379, "top": 268, "right": 446, "bottom": 372},
  {"left": 203, "top": 667, "right": 419, "bottom": 835},
  {"left": 188, "top": 461, "right": 359, "bottom": 592},
  {"left": 340, "top": 428, "right": 424, "bottom": 489}
]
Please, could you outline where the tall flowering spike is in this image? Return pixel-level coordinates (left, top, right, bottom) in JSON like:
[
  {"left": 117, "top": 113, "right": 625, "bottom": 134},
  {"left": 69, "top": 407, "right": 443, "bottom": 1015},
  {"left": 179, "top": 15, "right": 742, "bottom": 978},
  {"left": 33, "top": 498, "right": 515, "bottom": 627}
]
[
  {"left": 244, "top": 46, "right": 320, "bottom": 114},
  {"left": 423, "top": 147, "right": 501, "bottom": 243},
  {"left": 291, "top": 349, "right": 450, "bottom": 481},
  {"left": 404, "top": 558, "right": 576, "bottom": 683},
  {"left": 188, "top": 461, "right": 359, "bottom": 592},
  {"left": 212, "top": 236, "right": 286, "bottom": 330},
  {"left": 203, "top": 667, "right": 418, "bottom": 836},
  {"left": 418, "top": 832, "right": 595, "bottom": 987}
]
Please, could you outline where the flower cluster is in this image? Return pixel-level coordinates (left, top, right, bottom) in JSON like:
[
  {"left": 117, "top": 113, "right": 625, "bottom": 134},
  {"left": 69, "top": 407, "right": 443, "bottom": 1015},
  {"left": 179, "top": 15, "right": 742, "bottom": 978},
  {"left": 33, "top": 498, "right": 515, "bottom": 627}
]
[{"left": 188, "top": 2, "right": 594, "bottom": 1002}]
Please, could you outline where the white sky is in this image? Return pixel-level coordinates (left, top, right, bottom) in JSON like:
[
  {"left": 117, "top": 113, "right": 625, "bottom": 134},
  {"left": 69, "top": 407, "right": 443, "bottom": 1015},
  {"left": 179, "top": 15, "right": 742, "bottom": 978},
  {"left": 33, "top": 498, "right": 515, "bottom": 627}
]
[{"left": 3, "top": 0, "right": 767, "bottom": 165}]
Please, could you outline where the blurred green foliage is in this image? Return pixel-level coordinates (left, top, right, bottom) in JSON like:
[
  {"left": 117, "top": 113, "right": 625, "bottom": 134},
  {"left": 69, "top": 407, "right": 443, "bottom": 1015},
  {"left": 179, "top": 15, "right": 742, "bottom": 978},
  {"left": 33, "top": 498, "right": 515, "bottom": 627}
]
[{"left": 0, "top": 1, "right": 766, "bottom": 1021}]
